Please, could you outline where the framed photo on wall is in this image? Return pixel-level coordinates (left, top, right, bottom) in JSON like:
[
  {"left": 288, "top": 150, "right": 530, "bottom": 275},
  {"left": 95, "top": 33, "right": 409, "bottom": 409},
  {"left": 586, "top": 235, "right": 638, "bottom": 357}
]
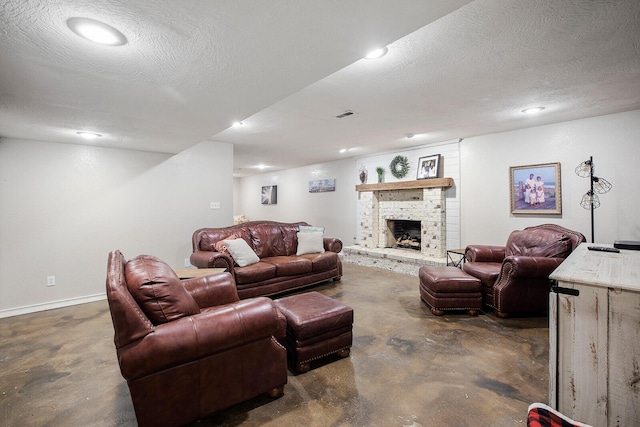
[
  {"left": 417, "top": 154, "right": 440, "bottom": 179},
  {"left": 509, "top": 162, "right": 561, "bottom": 214},
  {"left": 308, "top": 179, "right": 336, "bottom": 193},
  {"left": 261, "top": 185, "right": 277, "bottom": 205}
]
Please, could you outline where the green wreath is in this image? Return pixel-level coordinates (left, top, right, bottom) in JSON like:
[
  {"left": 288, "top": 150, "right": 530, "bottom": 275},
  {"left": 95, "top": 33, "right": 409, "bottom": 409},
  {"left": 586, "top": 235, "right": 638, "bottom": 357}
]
[{"left": 389, "top": 155, "right": 409, "bottom": 179}]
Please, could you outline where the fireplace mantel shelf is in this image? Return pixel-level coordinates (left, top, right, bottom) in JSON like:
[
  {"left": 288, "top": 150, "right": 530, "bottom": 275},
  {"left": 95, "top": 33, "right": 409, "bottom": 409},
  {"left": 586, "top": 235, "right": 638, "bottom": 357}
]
[{"left": 355, "top": 178, "right": 453, "bottom": 192}]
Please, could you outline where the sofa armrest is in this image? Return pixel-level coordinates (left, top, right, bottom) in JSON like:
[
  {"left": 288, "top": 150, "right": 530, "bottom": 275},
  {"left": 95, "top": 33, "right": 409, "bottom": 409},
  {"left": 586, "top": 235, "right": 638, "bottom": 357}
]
[
  {"left": 118, "top": 297, "right": 280, "bottom": 380},
  {"left": 190, "top": 250, "right": 234, "bottom": 270},
  {"left": 500, "top": 256, "right": 565, "bottom": 279},
  {"left": 465, "top": 245, "right": 506, "bottom": 262},
  {"left": 183, "top": 272, "right": 239, "bottom": 309},
  {"left": 323, "top": 237, "right": 343, "bottom": 253}
]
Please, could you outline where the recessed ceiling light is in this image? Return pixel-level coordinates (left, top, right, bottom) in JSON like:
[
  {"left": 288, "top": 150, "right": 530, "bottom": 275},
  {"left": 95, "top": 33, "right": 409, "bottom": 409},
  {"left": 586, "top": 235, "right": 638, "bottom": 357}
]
[
  {"left": 67, "top": 17, "right": 127, "bottom": 46},
  {"left": 76, "top": 131, "right": 102, "bottom": 139},
  {"left": 365, "top": 47, "right": 388, "bottom": 60},
  {"left": 232, "top": 121, "right": 243, "bottom": 127},
  {"left": 522, "top": 107, "right": 545, "bottom": 114},
  {"left": 339, "top": 148, "right": 349, "bottom": 153}
]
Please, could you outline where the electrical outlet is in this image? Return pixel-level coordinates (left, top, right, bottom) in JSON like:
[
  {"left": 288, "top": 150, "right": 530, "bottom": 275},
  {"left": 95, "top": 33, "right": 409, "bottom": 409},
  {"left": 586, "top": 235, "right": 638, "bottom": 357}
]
[
  {"left": 210, "top": 201, "right": 221, "bottom": 209},
  {"left": 46, "top": 276, "right": 56, "bottom": 287},
  {"left": 184, "top": 258, "right": 191, "bottom": 267}
]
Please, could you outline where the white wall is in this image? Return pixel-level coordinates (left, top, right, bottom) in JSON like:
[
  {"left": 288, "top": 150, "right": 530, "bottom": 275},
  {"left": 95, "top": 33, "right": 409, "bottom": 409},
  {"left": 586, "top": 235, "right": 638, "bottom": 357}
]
[
  {"left": 234, "top": 158, "right": 358, "bottom": 245},
  {"left": 460, "top": 110, "right": 640, "bottom": 246},
  {"left": 0, "top": 138, "right": 234, "bottom": 317}
]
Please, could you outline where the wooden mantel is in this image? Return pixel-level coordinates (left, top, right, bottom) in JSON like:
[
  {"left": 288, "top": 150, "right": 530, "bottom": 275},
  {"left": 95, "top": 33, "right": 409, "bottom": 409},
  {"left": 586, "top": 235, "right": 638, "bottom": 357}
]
[{"left": 355, "top": 178, "right": 453, "bottom": 192}]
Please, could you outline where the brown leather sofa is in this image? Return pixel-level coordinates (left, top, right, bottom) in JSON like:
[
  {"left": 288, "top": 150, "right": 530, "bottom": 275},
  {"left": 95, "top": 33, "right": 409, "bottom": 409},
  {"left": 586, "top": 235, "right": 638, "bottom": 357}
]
[
  {"left": 106, "top": 250, "right": 287, "bottom": 427},
  {"left": 462, "top": 224, "right": 585, "bottom": 317},
  {"left": 190, "top": 221, "right": 343, "bottom": 299}
]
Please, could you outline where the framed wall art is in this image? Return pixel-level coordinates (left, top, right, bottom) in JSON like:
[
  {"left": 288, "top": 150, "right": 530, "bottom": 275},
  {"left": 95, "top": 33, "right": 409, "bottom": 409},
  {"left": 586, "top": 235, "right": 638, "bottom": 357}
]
[
  {"left": 308, "top": 179, "right": 336, "bottom": 193},
  {"left": 417, "top": 154, "right": 440, "bottom": 179},
  {"left": 261, "top": 185, "right": 277, "bottom": 205},
  {"left": 510, "top": 162, "right": 561, "bottom": 214}
]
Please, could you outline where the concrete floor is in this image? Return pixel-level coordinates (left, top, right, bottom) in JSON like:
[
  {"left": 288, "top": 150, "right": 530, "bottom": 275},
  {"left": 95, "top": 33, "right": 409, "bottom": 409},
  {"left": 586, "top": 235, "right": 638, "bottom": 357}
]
[{"left": 0, "top": 262, "right": 549, "bottom": 426}]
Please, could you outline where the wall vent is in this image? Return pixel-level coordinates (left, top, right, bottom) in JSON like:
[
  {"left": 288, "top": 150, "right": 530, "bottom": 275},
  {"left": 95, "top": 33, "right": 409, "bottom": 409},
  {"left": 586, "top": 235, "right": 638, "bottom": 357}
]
[{"left": 335, "top": 110, "right": 354, "bottom": 118}]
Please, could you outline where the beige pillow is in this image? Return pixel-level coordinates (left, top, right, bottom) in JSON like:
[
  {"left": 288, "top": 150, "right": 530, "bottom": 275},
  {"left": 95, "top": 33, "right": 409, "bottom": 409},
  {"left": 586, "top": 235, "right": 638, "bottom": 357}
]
[
  {"left": 296, "top": 231, "right": 325, "bottom": 255},
  {"left": 223, "top": 238, "right": 260, "bottom": 267}
]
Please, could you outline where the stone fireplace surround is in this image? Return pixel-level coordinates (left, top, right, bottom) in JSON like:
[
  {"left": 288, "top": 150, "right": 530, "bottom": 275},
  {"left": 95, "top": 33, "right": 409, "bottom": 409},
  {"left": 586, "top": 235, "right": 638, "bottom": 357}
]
[{"left": 342, "top": 179, "right": 454, "bottom": 276}]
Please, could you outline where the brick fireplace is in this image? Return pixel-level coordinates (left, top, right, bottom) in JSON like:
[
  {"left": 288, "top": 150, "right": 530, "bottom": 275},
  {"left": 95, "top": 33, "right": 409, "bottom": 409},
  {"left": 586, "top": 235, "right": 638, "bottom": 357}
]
[{"left": 358, "top": 179, "right": 452, "bottom": 258}]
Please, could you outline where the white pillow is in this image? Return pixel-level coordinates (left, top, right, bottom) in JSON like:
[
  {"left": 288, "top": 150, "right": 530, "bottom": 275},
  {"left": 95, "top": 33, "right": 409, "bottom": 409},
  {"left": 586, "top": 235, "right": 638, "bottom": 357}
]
[
  {"left": 223, "top": 238, "right": 260, "bottom": 267},
  {"left": 299, "top": 225, "right": 325, "bottom": 233},
  {"left": 296, "top": 231, "right": 325, "bottom": 255}
]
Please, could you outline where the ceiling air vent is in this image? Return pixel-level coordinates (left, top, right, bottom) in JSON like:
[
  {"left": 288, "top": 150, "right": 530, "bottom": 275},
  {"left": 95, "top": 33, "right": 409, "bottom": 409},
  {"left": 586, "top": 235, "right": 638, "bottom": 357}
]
[{"left": 335, "top": 110, "right": 354, "bottom": 118}]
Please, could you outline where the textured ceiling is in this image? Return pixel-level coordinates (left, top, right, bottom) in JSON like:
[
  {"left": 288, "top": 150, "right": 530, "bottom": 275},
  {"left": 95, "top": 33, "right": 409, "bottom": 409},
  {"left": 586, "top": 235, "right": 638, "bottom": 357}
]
[{"left": 1, "top": 0, "right": 639, "bottom": 177}]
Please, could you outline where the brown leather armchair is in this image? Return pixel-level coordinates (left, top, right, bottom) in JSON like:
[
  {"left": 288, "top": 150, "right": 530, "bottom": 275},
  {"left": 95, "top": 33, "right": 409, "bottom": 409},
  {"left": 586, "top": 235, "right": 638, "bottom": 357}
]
[
  {"left": 462, "top": 224, "right": 585, "bottom": 317},
  {"left": 106, "top": 250, "right": 287, "bottom": 427}
]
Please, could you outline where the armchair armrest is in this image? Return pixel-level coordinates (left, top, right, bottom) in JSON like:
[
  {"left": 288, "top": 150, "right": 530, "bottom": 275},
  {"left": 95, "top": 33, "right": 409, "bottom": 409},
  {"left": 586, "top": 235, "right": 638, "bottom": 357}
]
[
  {"left": 183, "top": 272, "right": 239, "bottom": 309},
  {"left": 323, "top": 237, "right": 343, "bottom": 253},
  {"left": 118, "top": 297, "right": 280, "bottom": 380},
  {"left": 500, "top": 256, "right": 565, "bottom": 279},
  {"left": 465, "top": 245, "right": 506, "bottom": 262},
  {"left": 190, "top": 250, "right": 234, "bottom": 270}
]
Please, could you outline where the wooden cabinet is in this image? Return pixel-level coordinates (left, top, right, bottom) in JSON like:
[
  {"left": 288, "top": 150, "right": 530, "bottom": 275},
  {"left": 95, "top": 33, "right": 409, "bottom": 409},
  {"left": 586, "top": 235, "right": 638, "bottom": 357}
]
[{"left": 548, "top": 243, "right": 640, "bottom": 427}]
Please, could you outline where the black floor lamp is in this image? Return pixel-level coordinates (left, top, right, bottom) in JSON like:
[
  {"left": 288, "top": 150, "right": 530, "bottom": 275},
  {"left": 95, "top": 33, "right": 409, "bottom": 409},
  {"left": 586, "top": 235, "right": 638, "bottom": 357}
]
[{"left": 575, "top": 156, "right": 612, "bottom": 243}]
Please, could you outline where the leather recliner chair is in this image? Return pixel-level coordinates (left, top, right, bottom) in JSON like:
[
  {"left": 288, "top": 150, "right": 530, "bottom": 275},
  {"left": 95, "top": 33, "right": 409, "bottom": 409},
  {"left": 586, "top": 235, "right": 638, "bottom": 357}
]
[
  {"left": 106, "top": 250, "right": 287, "bottom": 427},
  {"left": 462, "top": 224, "right": 586, "bottom": 317}
]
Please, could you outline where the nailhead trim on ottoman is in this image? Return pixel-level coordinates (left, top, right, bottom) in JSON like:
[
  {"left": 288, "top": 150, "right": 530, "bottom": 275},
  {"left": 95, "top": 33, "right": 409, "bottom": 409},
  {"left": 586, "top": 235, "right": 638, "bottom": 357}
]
[
  {"left": 419, "top": 266, "right": 482, "bottom": 316},
  {"left": 274, "top": 292, "right": 353, "bottom": 373}
]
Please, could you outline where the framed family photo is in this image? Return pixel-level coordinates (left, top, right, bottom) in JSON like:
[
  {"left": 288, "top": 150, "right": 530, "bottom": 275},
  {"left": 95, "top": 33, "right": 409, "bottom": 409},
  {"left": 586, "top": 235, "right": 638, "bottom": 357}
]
[
  {"left": 417, "top": 154, "right": 440, "bottom": 179},
  {"left": 509, "top": 162, "right": 561, "bottom": 214}
]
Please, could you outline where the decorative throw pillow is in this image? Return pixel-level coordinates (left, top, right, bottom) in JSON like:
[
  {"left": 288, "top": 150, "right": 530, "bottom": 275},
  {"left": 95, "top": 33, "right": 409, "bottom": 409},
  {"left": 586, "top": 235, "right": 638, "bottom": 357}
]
[
  {"left": 296, "top": 231, "right": 325, "bottom": 255},
  {"left": 125, "top": 254, "right": 200, "bottom": 324},
  {"left": 299, "top": 225, "right": 325, "bottom": 233},
  {"left": 223, "top": 238, "right": 260, "bottom": 267},
  {"left": 214, "top": 234, "right": 239, "bottom": 253}
]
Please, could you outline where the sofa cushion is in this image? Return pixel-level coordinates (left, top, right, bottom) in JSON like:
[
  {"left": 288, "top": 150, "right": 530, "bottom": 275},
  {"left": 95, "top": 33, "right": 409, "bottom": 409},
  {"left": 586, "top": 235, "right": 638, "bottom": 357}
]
[
  {"left": 462, "top": 262, "right": 502, "bottom": 288},
  {"left": 224, "top": 238, "right": 260, "bottom": 267},
  {"left": 248, "top": 223, "right": 288, "bottom": 258},
  {"left": 262, "top": 256, "right": 313, "bottom": 276},
  {"left": 506, "top": 228, "right": 572, "bottom": 258},
  {"left": 296, "top": 231, "right": 325, "bottom": 255},
  {"left": 125, "top": 254, "right": 200, "bottom": 324},
  {"left": 299, "top": 251, "right": 338, "bottom": 273},
  {"left": 234, "top": 261, "right": 277, "bottom": 284}
]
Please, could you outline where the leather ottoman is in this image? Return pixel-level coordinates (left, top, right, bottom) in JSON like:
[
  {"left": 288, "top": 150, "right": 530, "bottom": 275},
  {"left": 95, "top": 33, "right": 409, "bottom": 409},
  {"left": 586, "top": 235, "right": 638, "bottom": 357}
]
[
  {"left": 419, "top": 266, "right": 482, "bottom": 316},
  {"left": 274, "top": 292, "right": 353, "bottom": 373}
]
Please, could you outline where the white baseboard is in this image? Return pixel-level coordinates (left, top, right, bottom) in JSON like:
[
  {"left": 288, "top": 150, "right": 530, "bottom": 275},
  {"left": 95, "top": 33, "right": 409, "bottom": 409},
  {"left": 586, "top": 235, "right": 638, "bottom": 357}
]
[{"left": 0, "top": 293, "right": 107, "bottom": 319}]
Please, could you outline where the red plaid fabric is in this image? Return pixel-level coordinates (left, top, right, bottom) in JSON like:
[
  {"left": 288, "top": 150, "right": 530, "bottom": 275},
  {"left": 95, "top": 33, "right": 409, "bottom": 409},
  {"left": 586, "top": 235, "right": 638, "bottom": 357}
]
[{"left": 527, "top": 403, "right": 593, "bottom": 427}]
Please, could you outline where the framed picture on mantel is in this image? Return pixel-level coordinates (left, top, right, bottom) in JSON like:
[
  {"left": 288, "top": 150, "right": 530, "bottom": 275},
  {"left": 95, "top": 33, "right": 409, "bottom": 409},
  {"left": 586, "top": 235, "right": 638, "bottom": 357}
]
[{"left": 417, "top": 154, "right": 440, "bottom": 179}]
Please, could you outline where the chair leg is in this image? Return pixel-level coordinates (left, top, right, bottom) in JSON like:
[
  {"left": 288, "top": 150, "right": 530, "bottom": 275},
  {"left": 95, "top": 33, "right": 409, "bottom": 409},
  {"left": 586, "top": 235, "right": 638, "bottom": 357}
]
[
  {"left": 265, "top": 385, "right": 285, "bottom": 398},
  {"left": 431, "top": 308, "right": 445, "bottom": 316}
]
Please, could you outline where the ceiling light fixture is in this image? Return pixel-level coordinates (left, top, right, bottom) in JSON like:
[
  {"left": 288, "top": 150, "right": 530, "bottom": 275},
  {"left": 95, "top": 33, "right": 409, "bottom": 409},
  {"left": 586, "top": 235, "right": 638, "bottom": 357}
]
[
  {"left": 67, "top": 17, "right": 127, "bottom": 46},
  {"left": 232, "top": 121, "right": 243, "bottom": 127},
  {"left": 339, "top": 148, "right": 348, "bottom": 153},
  {"left": 76, "top": 131, "right": 102, "bottom": 139},
  {"left": 521, "top": 106, "right": 545, "bottom": 114},
  {"left": 364, "top": 47, "right": 388, "bottom": 60}
]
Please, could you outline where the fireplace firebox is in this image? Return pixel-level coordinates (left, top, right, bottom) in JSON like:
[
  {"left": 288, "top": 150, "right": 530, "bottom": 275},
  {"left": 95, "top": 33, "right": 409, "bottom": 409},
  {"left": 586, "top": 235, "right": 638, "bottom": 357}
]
[{"left": 386, "top": 219, "right": 421, "bottom": 250}]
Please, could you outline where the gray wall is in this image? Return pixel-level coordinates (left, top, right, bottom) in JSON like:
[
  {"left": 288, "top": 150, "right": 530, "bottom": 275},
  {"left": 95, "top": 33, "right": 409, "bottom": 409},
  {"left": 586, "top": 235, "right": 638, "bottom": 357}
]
[
  {"left": 0, "top": 138, "right": 234, "bottom": 317},
  {"left": 234, "top": 158, "right": 358, "bottom": 245},
  {"left": 460, "top": 109, "right": 640, "bottom": 246},
  {"left": 2, "top": 109, "right": 638, "bottom": 316}
]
